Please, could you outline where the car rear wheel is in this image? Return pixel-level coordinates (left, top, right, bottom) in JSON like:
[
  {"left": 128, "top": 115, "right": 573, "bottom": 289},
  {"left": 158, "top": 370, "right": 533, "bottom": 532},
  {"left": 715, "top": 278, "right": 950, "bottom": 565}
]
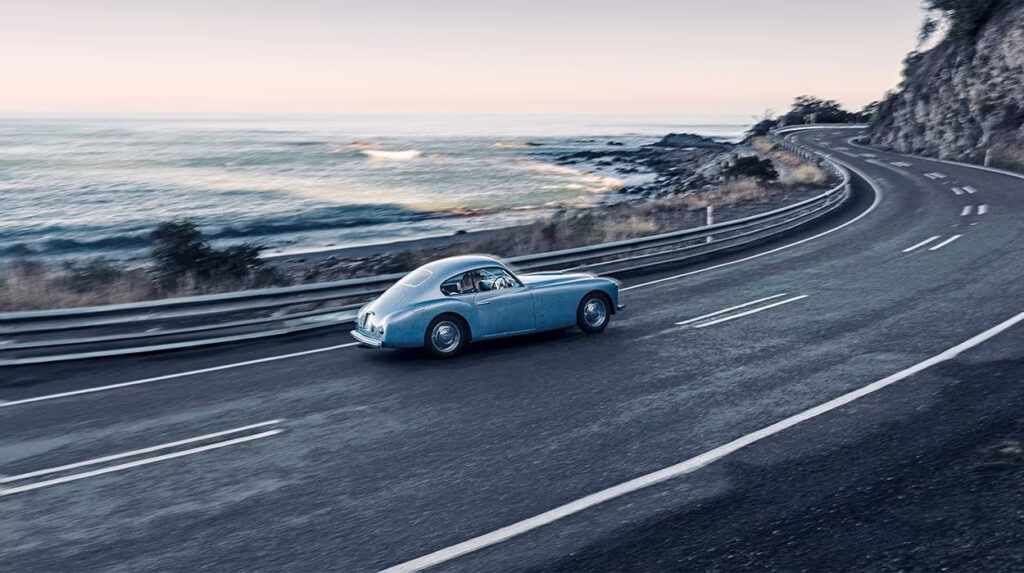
[
  {"left": 577, "top": 292, "right": 610, "bottom": 333},
  {"left": 425, "top": 314, "right": 468, "bottom": 357}
]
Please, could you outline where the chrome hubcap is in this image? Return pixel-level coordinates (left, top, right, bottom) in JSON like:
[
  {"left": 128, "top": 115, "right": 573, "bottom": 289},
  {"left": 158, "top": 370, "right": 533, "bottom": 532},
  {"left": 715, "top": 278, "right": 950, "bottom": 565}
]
[
  {"left": 431, "top": 321, "right": 461, "bottom": 353},
  {"left": 583, "top": 299, "right": 607, "bottom": 328}
]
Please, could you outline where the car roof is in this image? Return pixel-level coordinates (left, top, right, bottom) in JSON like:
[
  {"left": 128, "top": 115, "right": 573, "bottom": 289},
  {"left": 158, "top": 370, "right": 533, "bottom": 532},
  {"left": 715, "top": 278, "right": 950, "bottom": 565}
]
[{"left": 414, "top": 255, "right": 507, "bottom": 279}]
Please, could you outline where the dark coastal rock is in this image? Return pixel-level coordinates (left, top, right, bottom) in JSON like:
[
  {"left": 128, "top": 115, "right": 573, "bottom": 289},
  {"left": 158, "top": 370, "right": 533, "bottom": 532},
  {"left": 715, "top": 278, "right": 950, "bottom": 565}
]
[{"left": 649, "top": 133, "right": 730, "bottom": 149}]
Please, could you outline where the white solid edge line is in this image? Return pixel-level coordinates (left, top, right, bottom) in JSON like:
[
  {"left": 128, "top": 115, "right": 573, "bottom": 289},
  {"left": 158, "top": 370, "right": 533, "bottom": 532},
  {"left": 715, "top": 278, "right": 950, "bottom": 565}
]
[
  {"left": 961, "top": 205, "right": 973, "bottom": 216},
  {"left": 380, "top": 309, "right": 1024, "bottom": 573},
  {"left": 623, "top": 154, "right": 882, "bottom": 293},
  {"left": 0, "top": 429, "right": 283, "bottom": 497},
  {"left": 929, "top": 235, "right": 962, "bottom": 251},
  {"left": 692, "top": 295, "right": 808, "bottom": 329},
  {"left": 675, "top": 293, "right": 788, "bottom": 326},
  {"left": 844, "top": 137, "right": 1024, "bottom": 183},
  {"left": 903, "top": 236, "right": 942, "bottom": 253},
  {"left": 0, "top": 419, "right": 283, "bottom": 484},
  {"left": 978, "top": 204, "right": 989, "bottom": 215},
  {"left": 0, "top": 343, "right": 359, "bottom": 408}
]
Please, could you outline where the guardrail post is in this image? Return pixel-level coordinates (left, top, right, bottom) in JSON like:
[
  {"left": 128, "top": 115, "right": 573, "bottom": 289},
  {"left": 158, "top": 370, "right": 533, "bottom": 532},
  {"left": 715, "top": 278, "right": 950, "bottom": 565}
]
[{"left": 706, "top": 206, "right": 715, "bottom": 243}]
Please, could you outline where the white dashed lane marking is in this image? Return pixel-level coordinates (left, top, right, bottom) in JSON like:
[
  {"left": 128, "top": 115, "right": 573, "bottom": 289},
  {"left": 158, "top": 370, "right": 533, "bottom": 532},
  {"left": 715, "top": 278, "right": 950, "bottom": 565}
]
[
  {"left": 929, "top": 235, "right": 962, "bottom": 251},
  {"left": 903, "top": 236, "right": 941, "bottom": 253}
]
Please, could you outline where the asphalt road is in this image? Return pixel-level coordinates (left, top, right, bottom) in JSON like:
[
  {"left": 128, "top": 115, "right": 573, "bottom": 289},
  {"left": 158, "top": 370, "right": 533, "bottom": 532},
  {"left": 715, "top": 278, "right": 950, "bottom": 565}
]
[{"left": 2, "top": 128, "right": 1024, "bottom": 572}]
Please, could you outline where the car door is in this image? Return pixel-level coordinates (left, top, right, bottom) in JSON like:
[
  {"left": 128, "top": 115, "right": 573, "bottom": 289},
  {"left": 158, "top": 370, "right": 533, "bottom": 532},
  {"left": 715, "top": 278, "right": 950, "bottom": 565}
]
[{"left": 473, "top": 268, "right": 535, "bottom": 337}]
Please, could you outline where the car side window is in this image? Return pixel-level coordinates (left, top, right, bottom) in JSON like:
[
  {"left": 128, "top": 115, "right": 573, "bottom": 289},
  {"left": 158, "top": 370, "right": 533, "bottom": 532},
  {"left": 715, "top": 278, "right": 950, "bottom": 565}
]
[{"left": 440, "top": 271, "right": 483, "bottom": 296}]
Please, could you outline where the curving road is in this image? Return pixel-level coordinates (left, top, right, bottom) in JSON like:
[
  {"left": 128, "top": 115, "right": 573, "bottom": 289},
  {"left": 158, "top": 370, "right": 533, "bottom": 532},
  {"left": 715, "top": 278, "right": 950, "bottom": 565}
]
[{"left": 3, "top": 127, "right": 1024, "bottom": 572}]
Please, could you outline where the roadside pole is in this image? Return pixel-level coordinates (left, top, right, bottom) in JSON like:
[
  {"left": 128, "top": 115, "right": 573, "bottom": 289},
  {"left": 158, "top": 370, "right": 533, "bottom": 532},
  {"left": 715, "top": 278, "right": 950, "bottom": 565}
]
[{"left": 706, "top": 205, "right": 715, "bottom": 243}]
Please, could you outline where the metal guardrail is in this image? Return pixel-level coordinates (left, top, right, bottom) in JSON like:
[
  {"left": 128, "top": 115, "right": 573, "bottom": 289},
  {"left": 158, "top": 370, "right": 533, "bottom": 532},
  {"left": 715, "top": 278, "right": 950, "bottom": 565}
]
[{"left": 0, "top": 131, "right": 850, "bottom": 365}]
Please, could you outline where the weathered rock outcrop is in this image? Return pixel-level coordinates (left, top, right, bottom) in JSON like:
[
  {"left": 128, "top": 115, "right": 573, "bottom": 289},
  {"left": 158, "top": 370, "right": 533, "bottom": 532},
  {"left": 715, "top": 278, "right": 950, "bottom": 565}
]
[{"left": 870, "top": 0, "right": 1024, "bottom": 167}]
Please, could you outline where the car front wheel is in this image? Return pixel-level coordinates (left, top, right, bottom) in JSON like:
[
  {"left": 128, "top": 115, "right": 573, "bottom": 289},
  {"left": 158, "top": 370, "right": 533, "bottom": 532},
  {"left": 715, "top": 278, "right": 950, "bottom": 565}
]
[
  {"left": 577, "top": 292, "right": 610, "bottom": 333},
  {"left": 425, "top": 314, "right": 468, "bottom": 357}
]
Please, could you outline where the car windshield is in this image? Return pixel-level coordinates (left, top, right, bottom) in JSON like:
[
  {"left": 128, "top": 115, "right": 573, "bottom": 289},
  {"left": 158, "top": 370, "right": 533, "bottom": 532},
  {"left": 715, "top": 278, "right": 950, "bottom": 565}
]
[
  {"left": 399, "top": 269, "right": 433, "bottom": 287},
  {"left": 477, "top": 268, "right": 520, "bottom": 291}
]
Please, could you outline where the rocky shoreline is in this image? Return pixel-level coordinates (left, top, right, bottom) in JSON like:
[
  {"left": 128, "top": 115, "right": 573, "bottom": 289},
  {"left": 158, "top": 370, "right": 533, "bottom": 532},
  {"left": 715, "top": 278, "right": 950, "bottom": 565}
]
[
  {"left": 271, "top": 132, "right": 834, "bottom": 284},
  {"left": 1, "top": 130, "right": 836, "bottom": 310},
  {"left": 557, "top": 132, "right": 736, "bottom": 197}
]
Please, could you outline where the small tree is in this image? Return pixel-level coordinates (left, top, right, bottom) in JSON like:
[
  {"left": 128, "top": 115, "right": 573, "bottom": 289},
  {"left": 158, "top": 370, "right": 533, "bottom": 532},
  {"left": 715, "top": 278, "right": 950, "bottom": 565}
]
[
  {"left": 747, "top": 118, "right": 777, "bottom": 137},
  {"left": 782, "top": 96, "right": 855, "bottom": 125}
]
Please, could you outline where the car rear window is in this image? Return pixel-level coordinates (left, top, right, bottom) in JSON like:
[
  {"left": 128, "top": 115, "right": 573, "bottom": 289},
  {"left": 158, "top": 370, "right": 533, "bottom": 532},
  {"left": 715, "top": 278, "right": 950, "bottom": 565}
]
[{"left": 399, "top": 269, "right": 433, "bottom": 287}]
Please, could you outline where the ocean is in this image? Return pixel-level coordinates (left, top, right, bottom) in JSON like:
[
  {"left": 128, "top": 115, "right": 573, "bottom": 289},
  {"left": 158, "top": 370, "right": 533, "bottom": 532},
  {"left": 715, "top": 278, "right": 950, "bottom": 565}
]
[{"left": 0, "top": 114, "right": 748, "bottom": 262}]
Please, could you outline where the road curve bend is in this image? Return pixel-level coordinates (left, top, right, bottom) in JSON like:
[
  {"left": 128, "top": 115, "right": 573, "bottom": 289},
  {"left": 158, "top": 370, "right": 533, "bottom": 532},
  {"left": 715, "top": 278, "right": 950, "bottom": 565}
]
[{"left": 3, "top": 127, "right": 1024, "bottom": 572}]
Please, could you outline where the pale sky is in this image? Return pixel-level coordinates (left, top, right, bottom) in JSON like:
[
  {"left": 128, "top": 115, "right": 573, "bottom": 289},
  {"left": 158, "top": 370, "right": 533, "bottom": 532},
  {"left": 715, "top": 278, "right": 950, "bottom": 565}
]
[{"left": 0, "top": 0, "right": 925, "bottom": 116}]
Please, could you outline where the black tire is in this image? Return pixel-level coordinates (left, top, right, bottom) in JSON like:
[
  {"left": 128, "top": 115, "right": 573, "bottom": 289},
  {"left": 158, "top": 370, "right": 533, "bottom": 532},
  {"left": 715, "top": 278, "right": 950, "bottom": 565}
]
[
  {"left": 577, "top": 292, "right": 611, "bottom": 333},
  {"left": 424, "top": 314, "right": 469, "bottom": 357}
]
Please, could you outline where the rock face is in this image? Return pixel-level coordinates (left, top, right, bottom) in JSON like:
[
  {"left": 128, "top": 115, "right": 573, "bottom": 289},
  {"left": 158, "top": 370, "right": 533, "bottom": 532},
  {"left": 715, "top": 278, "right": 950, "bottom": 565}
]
[{"left": 870, "top": 0, "right": 1024, "bottom": 166}]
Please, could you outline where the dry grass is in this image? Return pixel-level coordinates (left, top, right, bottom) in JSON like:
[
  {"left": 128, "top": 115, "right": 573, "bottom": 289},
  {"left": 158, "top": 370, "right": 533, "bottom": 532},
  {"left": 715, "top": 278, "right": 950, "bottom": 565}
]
[
  {"left": 0, "top": 259, "right": 284, "bottom": 311},
  {"left": 0, "top": 262, "right": 155, "bottom": 311},
  {"left": 601, "top": 216, "right": 660, "bottom": 241},
  {"left": 782, "top": 164, "right": 827, "bottom": 185},
  {"left": 749, "top": 136, "right": 777, "bottom": 154},
  {"left": 705, "top": 178, "right": 769, "bottom": 206},
  {"left": 749, "top": 136, "right": 827, "bottom": 186},
  {"left": 430, "top": 179, "right": 769, "bottom": 257}
]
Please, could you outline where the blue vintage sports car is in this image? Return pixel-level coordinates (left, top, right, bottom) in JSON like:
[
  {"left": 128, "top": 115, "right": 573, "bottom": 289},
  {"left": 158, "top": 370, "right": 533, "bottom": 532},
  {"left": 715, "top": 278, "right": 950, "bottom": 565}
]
[{"left": 351, "top": 255, "right": 625, "bottom": 357}]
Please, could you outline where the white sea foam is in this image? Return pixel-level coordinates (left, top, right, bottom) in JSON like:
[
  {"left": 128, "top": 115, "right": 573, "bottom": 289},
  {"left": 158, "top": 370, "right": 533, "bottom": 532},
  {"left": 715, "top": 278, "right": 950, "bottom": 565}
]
[
  {"left": 362, "top": 149, "right": 423, "bottom": 161},
  {"left": 523, "top": 161, "right": 624, "bottom": 193}
]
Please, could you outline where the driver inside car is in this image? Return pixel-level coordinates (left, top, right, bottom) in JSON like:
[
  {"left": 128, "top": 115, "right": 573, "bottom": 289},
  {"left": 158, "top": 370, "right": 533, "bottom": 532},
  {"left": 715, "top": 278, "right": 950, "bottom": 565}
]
[{"left": 458, "top": 271, "right": 482, "bottom": 294}]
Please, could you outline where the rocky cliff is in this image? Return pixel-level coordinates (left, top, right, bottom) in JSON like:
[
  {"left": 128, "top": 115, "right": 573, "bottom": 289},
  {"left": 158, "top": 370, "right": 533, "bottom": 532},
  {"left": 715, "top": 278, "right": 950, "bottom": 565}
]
[{"left": 870, "top": 0, "right": 1024, "bottom": 169}]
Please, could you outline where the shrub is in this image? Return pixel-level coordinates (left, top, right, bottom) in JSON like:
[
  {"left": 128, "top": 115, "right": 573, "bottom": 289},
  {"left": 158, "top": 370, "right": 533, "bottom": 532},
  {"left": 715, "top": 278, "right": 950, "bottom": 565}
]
[
  {"left": 149, "top": 220, "right": 277, "bottom": 291},
  {"left": 723, "top": 156, "right": 779, "bottom": 182}
]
